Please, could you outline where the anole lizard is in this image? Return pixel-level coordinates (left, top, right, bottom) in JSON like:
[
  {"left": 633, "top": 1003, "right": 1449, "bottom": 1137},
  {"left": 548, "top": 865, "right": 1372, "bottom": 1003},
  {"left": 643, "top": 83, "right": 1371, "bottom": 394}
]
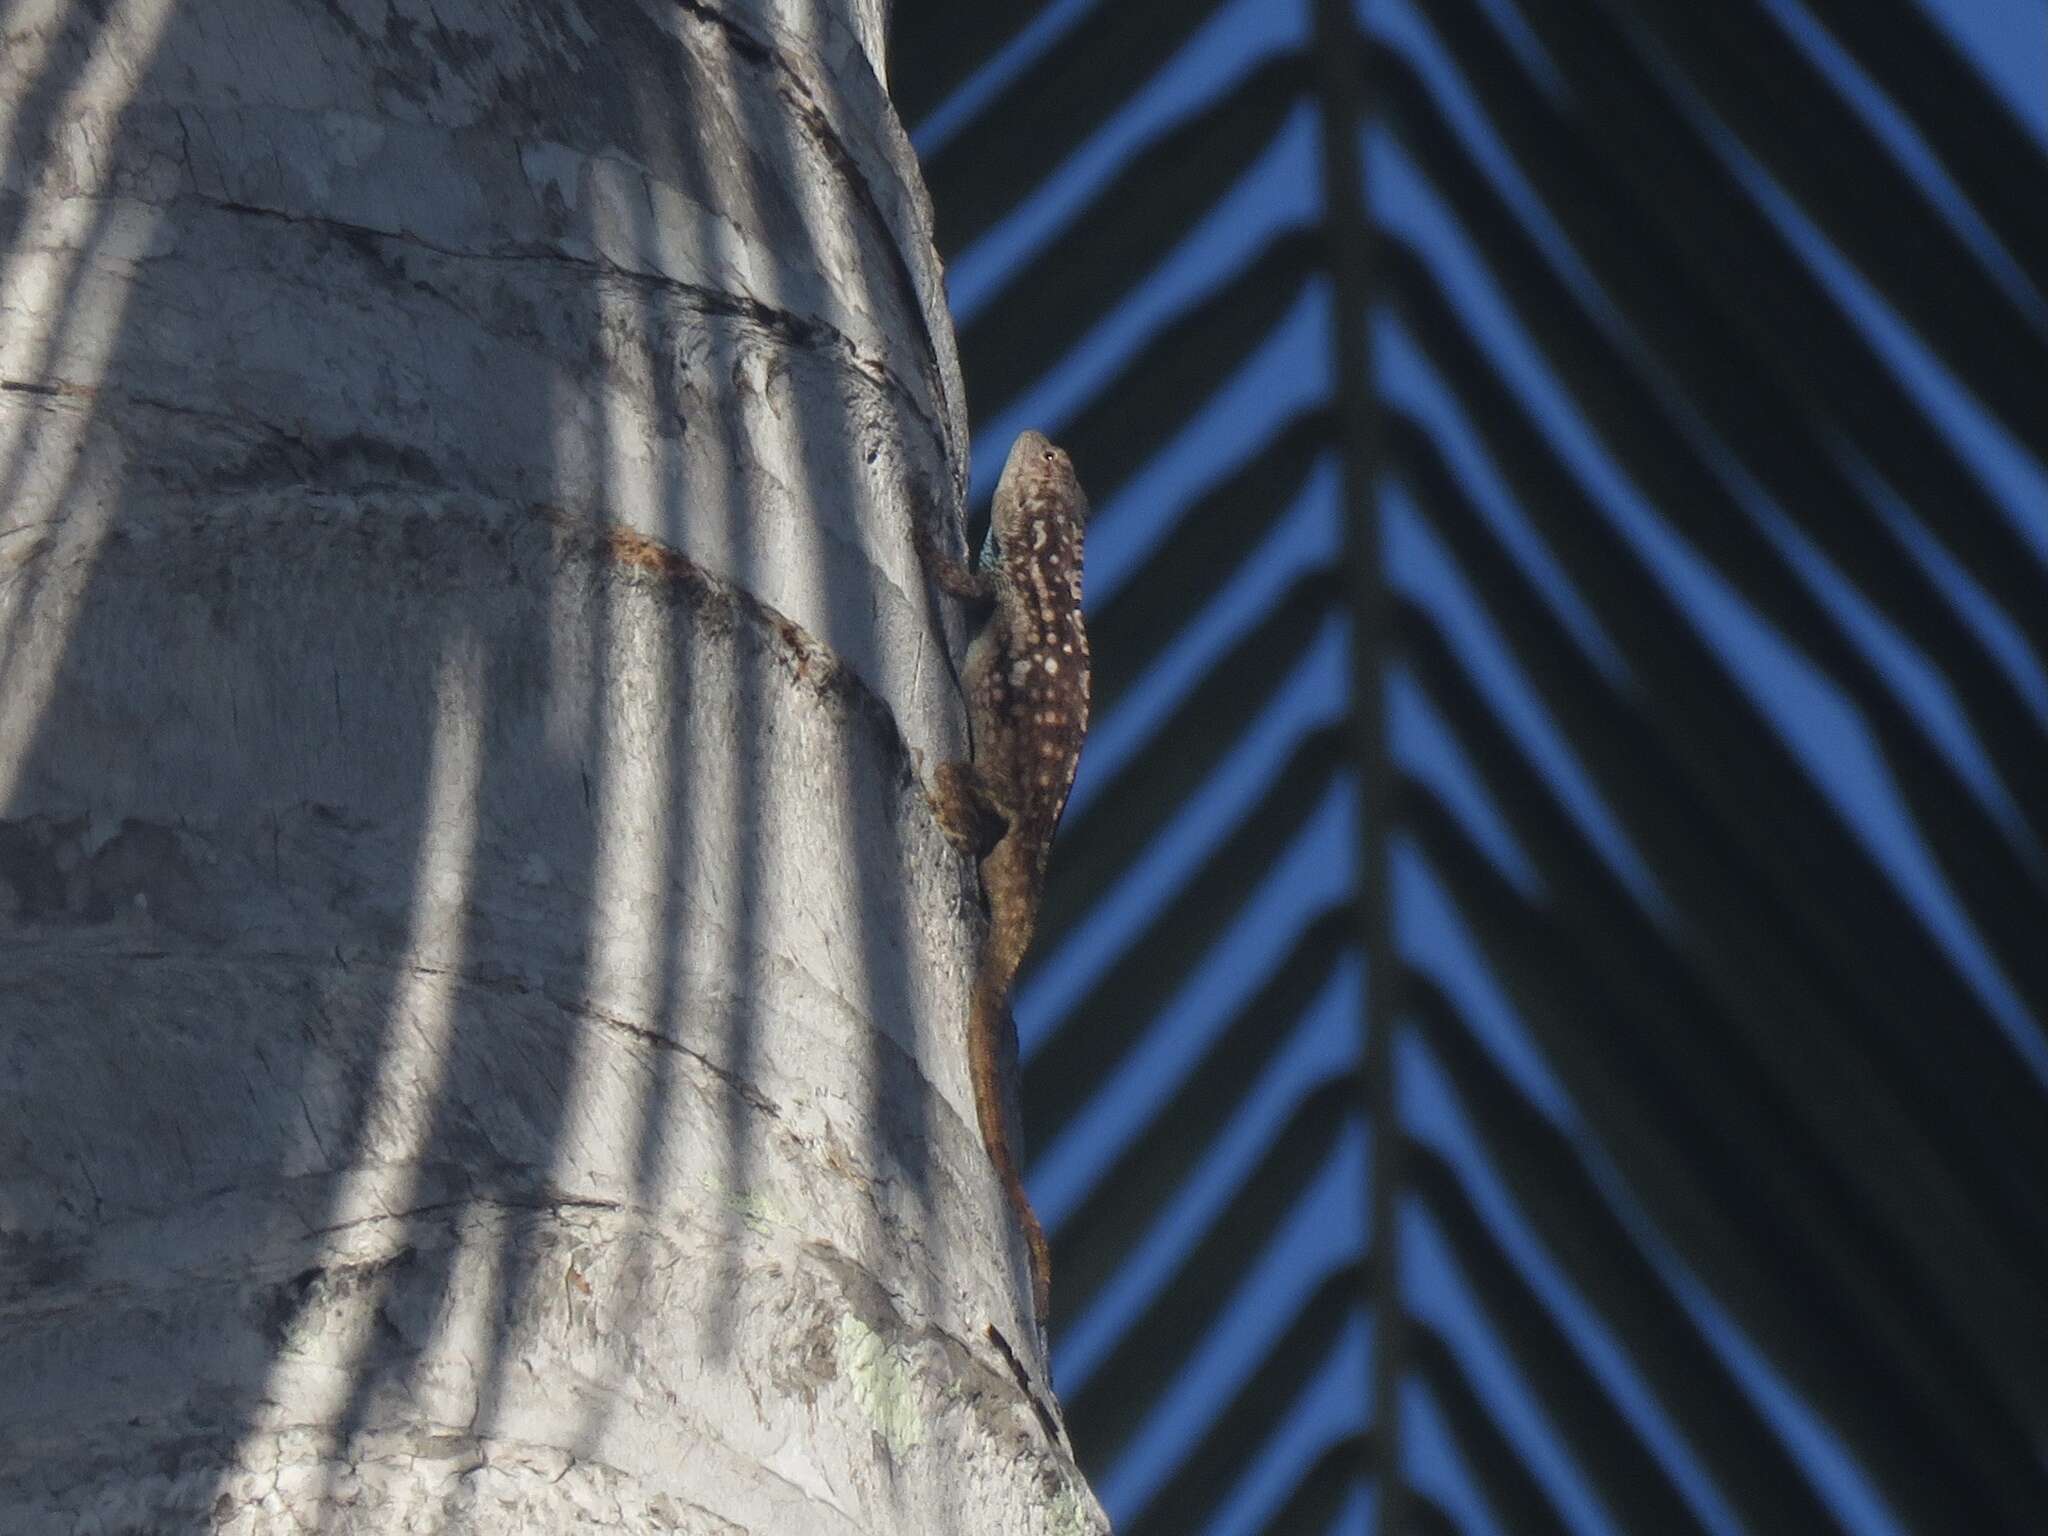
[{"left": 918, "top": 430, "right": 1090, "bottom": 1327}]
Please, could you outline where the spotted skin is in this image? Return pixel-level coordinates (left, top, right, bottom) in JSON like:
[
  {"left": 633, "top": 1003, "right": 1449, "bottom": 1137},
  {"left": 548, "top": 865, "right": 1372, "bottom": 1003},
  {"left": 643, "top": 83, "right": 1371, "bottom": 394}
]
[{"left": 919, "top": 430, "right": 1089, "bottom": 1327}]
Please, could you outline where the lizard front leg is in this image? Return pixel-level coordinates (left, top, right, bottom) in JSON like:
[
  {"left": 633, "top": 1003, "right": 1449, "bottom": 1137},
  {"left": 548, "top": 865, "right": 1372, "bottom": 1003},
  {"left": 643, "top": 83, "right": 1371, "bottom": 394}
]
[{"left": 913, "top": 521, "right": 992, "bottom": 602}]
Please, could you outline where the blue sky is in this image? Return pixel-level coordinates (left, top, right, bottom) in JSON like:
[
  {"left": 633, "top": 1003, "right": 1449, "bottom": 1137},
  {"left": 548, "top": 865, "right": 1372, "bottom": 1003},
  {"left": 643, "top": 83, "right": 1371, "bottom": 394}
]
[{"left": 913, "top": 2, "right": 2048, "bottom": 1530}]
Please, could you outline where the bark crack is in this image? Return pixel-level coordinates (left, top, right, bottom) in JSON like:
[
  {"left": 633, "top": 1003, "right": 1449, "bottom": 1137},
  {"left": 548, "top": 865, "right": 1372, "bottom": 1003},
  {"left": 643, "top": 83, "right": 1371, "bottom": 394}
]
[
  {"left": 668, "top": 0, "right": 960, "bottom": 464},
  {"left": 174, "top": 188, "right": 941, "bottom": 438}
]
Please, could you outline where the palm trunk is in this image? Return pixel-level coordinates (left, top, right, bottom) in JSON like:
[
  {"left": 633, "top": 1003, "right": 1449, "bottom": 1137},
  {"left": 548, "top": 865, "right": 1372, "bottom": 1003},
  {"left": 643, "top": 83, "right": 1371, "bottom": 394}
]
[{"left": 0, "top": 2, "right": 1102, "bottom": 1529}]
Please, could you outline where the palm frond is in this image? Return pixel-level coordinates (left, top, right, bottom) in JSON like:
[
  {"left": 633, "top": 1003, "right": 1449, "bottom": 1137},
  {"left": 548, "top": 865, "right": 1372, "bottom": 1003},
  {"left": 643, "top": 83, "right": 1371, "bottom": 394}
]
[{"left": 901, "top": 0, "right": 2048, "bottom": 1528}]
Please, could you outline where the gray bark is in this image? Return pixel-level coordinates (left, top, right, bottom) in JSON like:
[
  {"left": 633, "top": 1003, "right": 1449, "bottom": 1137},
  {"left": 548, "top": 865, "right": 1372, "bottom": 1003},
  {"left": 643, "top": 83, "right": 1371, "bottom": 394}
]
[{"left": 0, "top": 1, "right": 1106, "bottom": 1530}]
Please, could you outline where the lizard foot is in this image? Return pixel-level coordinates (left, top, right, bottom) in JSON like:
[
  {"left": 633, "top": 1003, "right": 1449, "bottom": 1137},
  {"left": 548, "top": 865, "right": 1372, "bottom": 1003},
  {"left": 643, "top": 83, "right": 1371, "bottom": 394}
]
[{"left": 930, "top": 760, "right": 1008, "bottom": 861}]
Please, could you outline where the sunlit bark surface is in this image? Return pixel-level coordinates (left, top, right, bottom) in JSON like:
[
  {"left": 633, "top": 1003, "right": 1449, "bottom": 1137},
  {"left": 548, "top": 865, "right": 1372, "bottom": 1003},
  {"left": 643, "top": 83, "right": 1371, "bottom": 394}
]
[{"left": 0, "top": 1, "right": 1104, "bottom": 1529}]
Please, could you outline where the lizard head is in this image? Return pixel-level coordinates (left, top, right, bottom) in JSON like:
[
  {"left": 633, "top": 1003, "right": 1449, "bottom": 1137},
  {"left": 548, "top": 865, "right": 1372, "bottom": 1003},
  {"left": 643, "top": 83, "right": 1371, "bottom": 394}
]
[
  {"left": 991, "top": 430, "right": 1087, "bottom": 550},
  {"left": 995, "top": 428, "right": 1081, "bottom": 524}
]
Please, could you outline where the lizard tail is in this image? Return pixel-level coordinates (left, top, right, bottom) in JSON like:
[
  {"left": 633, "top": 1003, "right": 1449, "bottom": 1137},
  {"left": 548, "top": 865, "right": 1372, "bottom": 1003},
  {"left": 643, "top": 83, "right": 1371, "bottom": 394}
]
[
  {"left": 969, "top": 966, "right": 1053, "bottom": 1325},
  {"left": 969, "top": 831, "right": 1053, "bottom": 1323}
]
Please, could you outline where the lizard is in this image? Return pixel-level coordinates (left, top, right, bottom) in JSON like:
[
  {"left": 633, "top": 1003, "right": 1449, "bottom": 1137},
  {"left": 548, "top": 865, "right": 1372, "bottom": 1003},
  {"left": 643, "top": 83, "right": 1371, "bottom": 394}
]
[{"left": 917, "top": 429, "right": 1090, "bottom": 1329}]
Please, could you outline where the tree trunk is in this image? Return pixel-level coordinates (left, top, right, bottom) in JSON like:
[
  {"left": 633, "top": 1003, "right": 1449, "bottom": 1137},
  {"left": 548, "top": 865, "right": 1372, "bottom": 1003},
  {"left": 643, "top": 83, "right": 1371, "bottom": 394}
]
[{"left": 0, "top": 2, "right": 1105, "bottom": 1529}]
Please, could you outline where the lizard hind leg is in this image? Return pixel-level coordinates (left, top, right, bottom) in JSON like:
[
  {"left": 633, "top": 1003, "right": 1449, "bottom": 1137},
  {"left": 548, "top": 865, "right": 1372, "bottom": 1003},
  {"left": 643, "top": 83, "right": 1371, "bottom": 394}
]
[{"left": 930, "top": 760, "right": 1009, "bottom": 860}]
